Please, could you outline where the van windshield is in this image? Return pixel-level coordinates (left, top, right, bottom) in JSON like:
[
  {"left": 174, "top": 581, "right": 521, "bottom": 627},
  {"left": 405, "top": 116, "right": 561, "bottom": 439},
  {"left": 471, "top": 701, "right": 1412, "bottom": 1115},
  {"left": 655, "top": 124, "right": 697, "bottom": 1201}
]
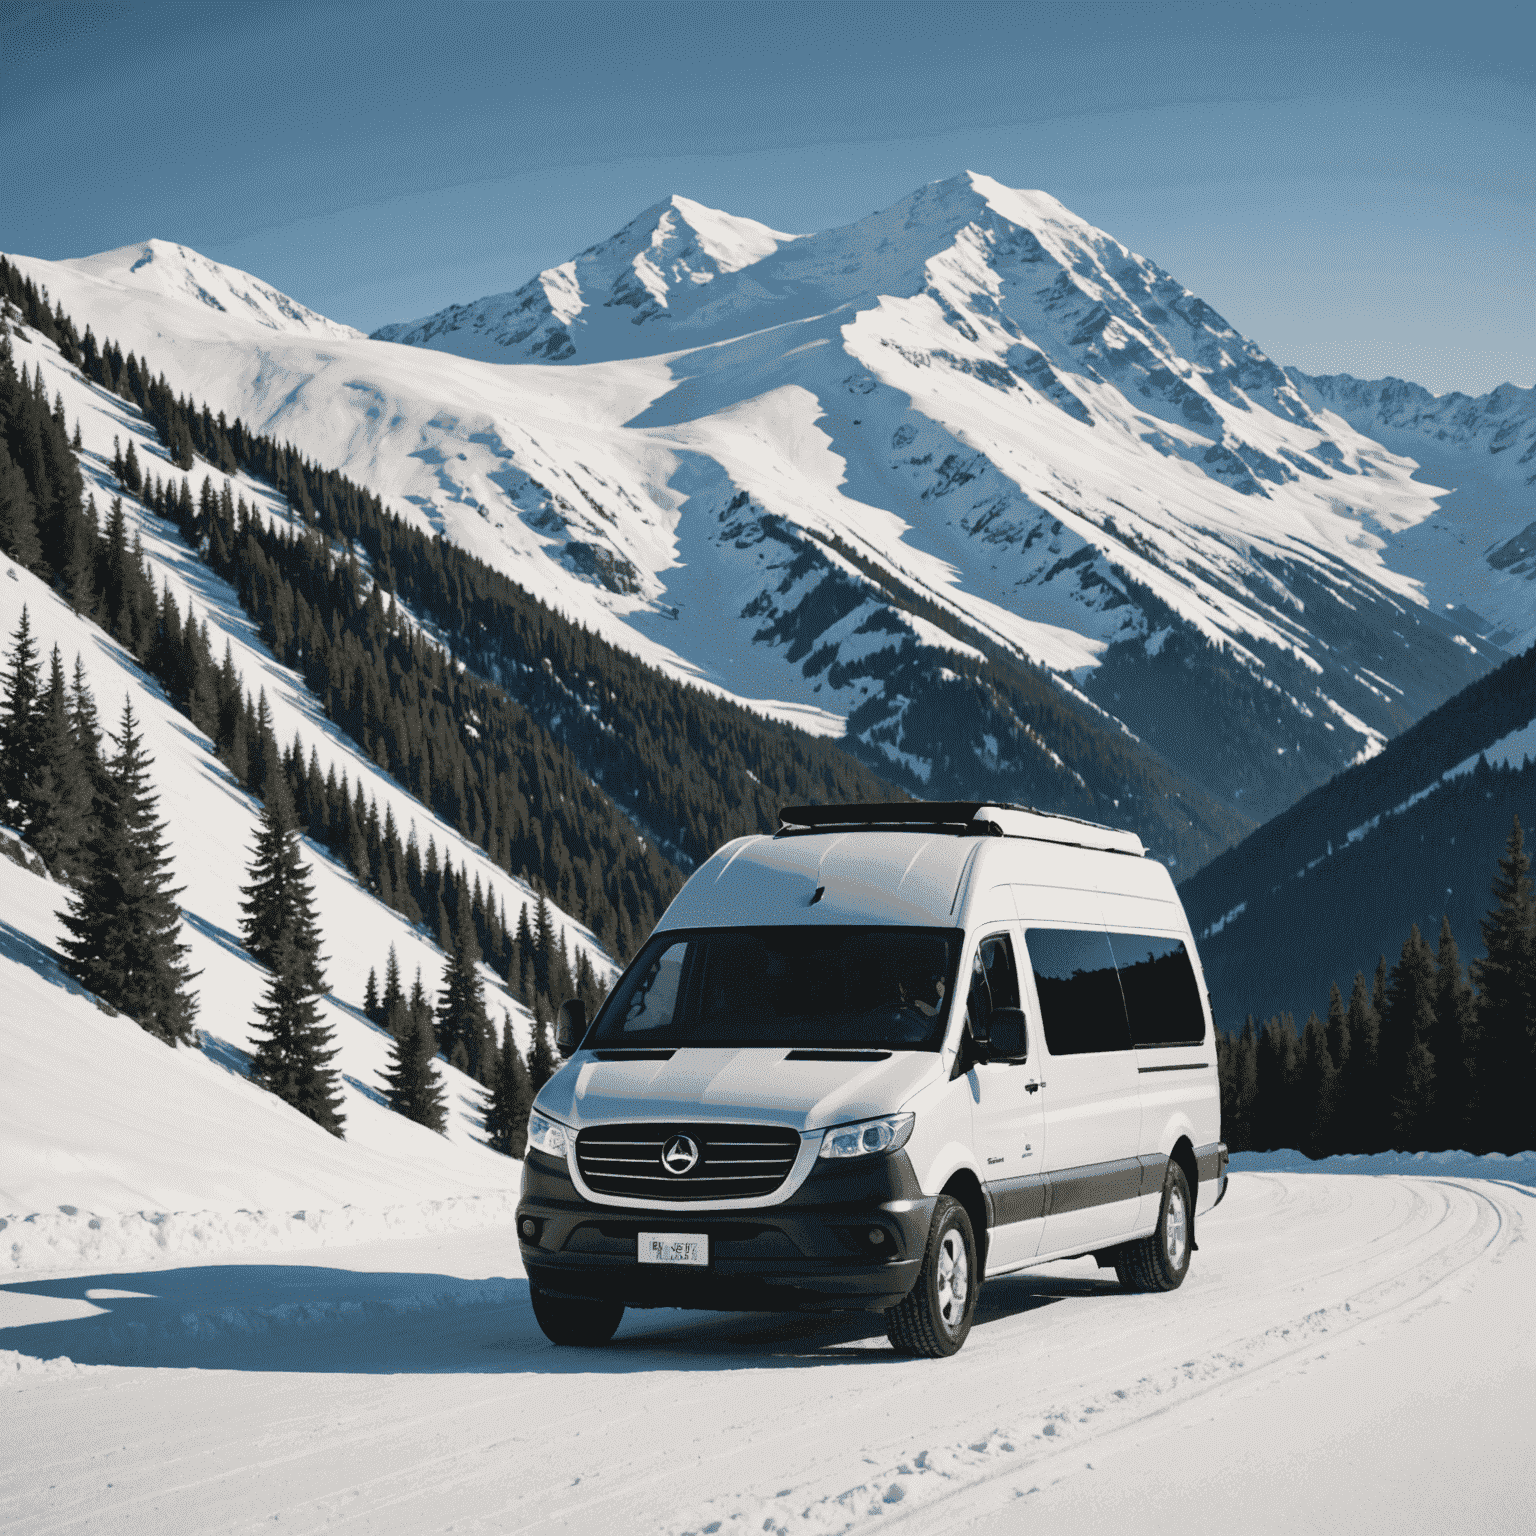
[{"left": 590, "top": 927, "right": 962, "bottom": 1051}]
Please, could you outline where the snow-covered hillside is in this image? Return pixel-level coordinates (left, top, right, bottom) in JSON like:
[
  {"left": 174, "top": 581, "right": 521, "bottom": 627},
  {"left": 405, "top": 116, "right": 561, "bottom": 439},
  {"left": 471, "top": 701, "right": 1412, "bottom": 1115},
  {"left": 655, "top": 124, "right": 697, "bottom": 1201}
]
[
  {"left": 1, "top": 316, "right": 616, "bottom": 1267},
  {"left": 7, "top": 172, "right": 1517, "bottom": 830}
]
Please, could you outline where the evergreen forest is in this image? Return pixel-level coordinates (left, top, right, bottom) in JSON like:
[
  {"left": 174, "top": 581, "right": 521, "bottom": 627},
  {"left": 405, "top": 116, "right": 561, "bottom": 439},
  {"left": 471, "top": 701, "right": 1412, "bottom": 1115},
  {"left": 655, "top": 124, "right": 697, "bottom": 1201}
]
[{"left": 1217, "top": 817, "right": 1536, "bottom": 1156}]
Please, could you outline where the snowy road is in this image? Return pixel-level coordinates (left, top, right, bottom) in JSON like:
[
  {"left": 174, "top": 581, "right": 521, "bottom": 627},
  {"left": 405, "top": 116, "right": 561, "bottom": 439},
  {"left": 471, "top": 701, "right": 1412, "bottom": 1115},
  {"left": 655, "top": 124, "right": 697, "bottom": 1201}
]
[{"left": 2, "top": 1170, "right": 1531, "bottom": 1535}]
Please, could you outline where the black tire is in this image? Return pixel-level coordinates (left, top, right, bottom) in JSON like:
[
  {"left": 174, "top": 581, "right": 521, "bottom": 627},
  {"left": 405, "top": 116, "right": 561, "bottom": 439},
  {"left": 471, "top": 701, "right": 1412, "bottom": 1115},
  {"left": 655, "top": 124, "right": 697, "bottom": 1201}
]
[
  {"left": 1115, "top": 1161, "right": 1192, "bottom": 1293},
  {"left": 529, "top": 1283, "right": 625, "bottom": 1346},
  {"left": 886, "top": 1195, "right": 978, "bottom": 1357}
]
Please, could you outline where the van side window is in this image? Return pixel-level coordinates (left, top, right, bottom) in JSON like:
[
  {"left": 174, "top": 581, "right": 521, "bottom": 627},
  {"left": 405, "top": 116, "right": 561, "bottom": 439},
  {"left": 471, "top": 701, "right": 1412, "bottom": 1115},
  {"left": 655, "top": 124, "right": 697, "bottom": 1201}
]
[
  {"left": 966, "top": 932, "right": 1021, "bottom": 1035},
  {"left": 1105, "top": 932, "right": 1206, "bottom": 1046},
  {"left": 1024, "top": 928, "right": 1132, "bottom": 1055},
  {"left": 617, "top": 939, "right": 689, "bottom": 1034}
]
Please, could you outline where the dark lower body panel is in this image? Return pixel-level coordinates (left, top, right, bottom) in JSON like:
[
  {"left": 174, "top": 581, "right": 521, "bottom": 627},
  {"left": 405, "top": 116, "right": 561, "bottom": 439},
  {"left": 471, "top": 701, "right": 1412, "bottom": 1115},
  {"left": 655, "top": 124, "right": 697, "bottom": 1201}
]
[{"left": 518, "top": 1149, "right": 935, "bottom": 1314}]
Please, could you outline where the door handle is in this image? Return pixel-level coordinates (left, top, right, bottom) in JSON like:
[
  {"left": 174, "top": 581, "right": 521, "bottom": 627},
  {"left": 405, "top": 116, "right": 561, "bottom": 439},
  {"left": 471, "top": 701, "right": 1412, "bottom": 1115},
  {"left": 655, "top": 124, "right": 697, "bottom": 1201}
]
[{"left": 1025, "top": 1080, "right": 1045, "bottom": 1093}]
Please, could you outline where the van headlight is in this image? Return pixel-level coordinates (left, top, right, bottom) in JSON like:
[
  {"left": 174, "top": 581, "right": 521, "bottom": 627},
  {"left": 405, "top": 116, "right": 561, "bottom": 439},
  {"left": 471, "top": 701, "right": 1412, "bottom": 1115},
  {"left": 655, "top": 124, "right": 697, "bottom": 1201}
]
[
  {"left": 818, "top": 1113, "right": 915, "bottom": 1160},
  {"left": 527, "top": 1110, "right": 571, "bottom": 1158}
]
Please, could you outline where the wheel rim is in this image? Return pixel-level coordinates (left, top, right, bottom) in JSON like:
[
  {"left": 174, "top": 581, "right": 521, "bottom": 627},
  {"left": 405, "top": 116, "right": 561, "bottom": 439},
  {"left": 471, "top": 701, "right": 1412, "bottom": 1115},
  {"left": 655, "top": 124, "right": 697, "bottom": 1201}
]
[
  {"left": 1165, "top": 1185, "right": 1188, "bottom": 1270},
  {"left": 936, "top": 1228, "right": 969, "bottom": 1331}
]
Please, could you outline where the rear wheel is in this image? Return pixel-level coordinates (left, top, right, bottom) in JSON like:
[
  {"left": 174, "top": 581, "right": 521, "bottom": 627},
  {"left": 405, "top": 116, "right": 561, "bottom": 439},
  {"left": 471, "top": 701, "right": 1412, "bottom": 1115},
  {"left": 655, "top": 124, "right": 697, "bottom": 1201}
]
[
  {"left": 886, "top": 1195, "right": 978, "bottom": 1357},
  {"left": 529, "top": 1283, "right": 625, "bottom": 1346},
  {"left": 1115, "top": 1161, "right": 1192, "bottom": 1293}
]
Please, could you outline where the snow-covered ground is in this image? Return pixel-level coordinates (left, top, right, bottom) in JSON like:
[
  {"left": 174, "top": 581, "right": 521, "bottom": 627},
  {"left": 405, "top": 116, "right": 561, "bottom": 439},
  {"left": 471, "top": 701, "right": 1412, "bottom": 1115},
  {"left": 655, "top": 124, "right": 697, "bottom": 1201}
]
[{"left": 1, "top": 1155, "right": 1529, "bottom": 1534}]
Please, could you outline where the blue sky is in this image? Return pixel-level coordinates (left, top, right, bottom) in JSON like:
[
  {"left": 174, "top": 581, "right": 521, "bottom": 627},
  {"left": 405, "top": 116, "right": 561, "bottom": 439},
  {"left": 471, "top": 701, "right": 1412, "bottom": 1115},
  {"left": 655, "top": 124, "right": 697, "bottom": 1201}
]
[{"left": 3, "top": 0, "right": 1531, "bottom": 393}]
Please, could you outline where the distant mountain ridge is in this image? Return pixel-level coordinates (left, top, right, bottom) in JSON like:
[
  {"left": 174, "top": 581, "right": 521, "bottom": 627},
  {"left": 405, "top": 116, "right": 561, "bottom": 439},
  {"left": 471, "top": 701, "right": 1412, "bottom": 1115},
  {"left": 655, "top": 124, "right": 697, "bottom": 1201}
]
[
  {"left": 1183, "top": 640, "right": 1536, "bottom": 1028},
  {"left": 10, "top": 171, "right": 1529, "bottom": 870}
]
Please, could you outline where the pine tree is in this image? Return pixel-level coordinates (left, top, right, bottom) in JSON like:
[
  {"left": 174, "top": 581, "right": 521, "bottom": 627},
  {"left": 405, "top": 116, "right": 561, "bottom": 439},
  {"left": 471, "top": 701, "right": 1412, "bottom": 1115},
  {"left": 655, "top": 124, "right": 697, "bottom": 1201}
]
[
  {"left": 438, "top": 902, "right": 490, "bottom": 1081},
  {"left": 380, "top": 996, "right": 447, "bottom": 1132},
  {"left": 0, "top": 438, "right": 42, "bottom": 569},
  {"left": 533, "top": 894, "right": 554, "bottom": 1001},
  {"left": 484, "top": 1015, "right": 532, "bottom": 1156},
  {"left": 1430, "top": 916, "right": 1478, "bottom": 1152},
  {"left": 58, "top": 697, "right": 197, "bottom": 1043},
  {"left": 514, "top": 901, "right": 534, "bottom": 999},
  {"left": 1341, "top": 970, "right": 1380, "bottom": 1151},
  {"left": 29, "top": 645, "right": 92, "bottom": 879},
  {"left": 1471, "top": 817, "right": 1536, "bottom": 1153},
  {"left": 0, "top": 605, "right": 42, "bottom": 833},
  {"left": 381, "top": 943, "right": 405, "bottom": 1035},
  {"left": 1299, "top": 1011, "right": 1338, "bottom": 1160},
  {"left": 527, "top": 1001, "right": 557, "bottom": 1094},
  {"left": 1218, "top": 1016, "right": 1259, "bottom": 1152},
  {"left": 240, "top": 774, "right": 344, "bottom": 1134},
  {"left": 363, "top": 966, "right": 381, "bottom": 1025},
  {"left": 1384, "top": 925, "right": 1437, "bottom": 1149}
]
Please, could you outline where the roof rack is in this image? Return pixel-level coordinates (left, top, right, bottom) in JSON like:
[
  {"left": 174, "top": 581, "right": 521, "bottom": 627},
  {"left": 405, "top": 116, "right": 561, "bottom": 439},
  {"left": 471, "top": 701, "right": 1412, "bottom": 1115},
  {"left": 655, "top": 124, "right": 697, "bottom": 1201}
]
[{"left": 776, "top": 801, "right": 1145, "bottom": 857}]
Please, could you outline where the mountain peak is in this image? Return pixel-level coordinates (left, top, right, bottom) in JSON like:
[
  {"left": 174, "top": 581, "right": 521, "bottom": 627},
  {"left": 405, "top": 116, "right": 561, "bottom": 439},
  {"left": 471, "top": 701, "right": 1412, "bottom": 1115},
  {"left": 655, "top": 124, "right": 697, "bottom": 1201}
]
[{"left": 62, "top": 239, "right": 363, "bottom": 341}]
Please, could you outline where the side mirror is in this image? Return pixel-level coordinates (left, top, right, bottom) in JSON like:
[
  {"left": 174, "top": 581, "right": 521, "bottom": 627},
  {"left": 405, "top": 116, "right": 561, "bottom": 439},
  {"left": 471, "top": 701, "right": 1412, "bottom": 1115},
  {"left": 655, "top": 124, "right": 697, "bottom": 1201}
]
[
  {"left": 555, "top": 997, "right": 587, "bottom": 1057},
  {"left": 986, "top": 1007, "right": 1028, "bottom": 1063}
]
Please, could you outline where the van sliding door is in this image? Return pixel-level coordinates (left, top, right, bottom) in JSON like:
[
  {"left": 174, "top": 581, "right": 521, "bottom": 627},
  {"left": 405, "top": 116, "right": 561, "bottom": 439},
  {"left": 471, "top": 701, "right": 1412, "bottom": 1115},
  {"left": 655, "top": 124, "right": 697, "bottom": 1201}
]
[{"left": 1022, "top": 926, "right": 1143, "bottom": 1257}]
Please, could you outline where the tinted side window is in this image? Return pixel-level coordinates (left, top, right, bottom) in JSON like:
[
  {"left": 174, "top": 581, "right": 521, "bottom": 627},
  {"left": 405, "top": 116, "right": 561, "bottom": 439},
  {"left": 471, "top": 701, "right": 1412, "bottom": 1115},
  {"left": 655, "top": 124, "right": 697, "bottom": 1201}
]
[
  {"left": 1025, "top": 928, "right": 1131, "bottom": 1055},
  {"left": 1106, "top": 932, "right": 1206, "bottom": 1047},
  {"left": 965, "top": 932, "right": 1021, "bottom": 1035}
]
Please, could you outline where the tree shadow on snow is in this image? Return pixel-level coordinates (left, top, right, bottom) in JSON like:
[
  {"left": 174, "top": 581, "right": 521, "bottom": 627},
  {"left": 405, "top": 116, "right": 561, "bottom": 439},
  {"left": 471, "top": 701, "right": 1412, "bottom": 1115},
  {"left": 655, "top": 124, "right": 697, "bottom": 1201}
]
[{"left": 0, "top": 1260, "right": 1116, "bottom": 1375}]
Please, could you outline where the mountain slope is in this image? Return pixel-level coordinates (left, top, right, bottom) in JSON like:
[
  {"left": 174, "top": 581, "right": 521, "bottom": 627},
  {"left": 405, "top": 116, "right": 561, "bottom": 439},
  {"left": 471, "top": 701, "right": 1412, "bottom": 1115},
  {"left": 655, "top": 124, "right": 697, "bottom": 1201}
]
[
  {"left": 10, "top": 171, "right": 1521, "bottom": 863},
  {"left": 1287, "top": 370, "right": 1536, "bottom": 653},
  {"left": 0, "top": 301, "right": 632, "bottom": 1237},
  {"left": 1181, "top": 641, "right": 1536, "bottom": 1028}
]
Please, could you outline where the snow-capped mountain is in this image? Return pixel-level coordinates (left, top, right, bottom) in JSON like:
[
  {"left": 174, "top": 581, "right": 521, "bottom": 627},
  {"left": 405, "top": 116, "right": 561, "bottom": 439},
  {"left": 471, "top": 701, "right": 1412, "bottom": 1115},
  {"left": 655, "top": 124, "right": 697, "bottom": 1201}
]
[
  {"left": 70, "top": 239, "right": 366, "bottom": 341},
  {"left": 374, "top": 194, "right": 794, "bottom": 363},
  {"left": 11, "top": 172, "right": 1526, "bottom": 847},
  {"left": 1287, "top": 370, "right": 1536, "bottom": 651}
]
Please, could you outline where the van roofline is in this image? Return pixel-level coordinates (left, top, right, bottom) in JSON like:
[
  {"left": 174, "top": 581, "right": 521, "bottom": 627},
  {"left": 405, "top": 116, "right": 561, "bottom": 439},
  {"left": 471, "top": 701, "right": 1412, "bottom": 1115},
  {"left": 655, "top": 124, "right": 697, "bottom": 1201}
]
[{"left": 777, "top": 802, "right": 1146, "bottom": 859}]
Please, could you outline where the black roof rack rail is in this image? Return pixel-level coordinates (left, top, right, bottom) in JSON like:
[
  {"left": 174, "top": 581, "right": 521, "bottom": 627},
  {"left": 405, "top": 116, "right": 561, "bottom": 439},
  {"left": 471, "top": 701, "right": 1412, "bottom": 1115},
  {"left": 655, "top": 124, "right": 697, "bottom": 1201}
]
[
  {"left": 775, "top": 801, "right": 1143, "bottom": 855},
  {"left": 777, "top": 802, "right": 1003, "bottom": 836}
]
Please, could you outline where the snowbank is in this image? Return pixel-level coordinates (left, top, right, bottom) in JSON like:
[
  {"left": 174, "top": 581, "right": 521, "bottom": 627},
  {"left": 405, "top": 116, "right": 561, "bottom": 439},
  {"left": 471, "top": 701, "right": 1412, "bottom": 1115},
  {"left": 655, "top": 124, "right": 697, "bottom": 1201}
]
[{"left": 1230, "top": 1147, "right": 1536, "bottom": 1186}]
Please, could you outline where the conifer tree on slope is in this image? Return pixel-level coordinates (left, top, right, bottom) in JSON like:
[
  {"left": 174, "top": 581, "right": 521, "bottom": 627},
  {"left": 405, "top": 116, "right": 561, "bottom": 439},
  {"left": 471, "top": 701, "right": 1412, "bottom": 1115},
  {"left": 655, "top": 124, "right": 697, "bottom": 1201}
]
[
  {"left": 58, "top": 696, "right": 197, "bottom": 1044},
  {"left": 0, "top": 604, "right": 42, "bottom": 834},
  {"left": 1341, "top": 970, "right": 1379, "bottom": 1152},
  {"left": 527, "top": 1001, "right": 557, "bottom": 1095},
  {"left": 0, "top": 437, "right": 42, "bottom": 571},
  {"left": 1430, "top": 916, "right": 1479, "bottom": 1152},
  {"left": 438, "top": 903, "right": 492, "bottom": 1082},
  {"left": 380, "top": 980, "right": 446, "bottom": 1133},
  {"left": 1472, "top": 816, "right": 1536, "bottom": 1153},
  {"left": 240, "top": 774, "right": 344, "bottom": 1135},
  {"left": 29, "top": 645, "right": 93, "bottom": 880},
  {"left": 485, "top": 1014, "right": 532, "bottom": 1157},
  {"left": 380, "top": 943, "right": 406, "bottom": 1035},
  {"left": 1298, "top": 1011, "right": 1338, "bottom": 1159},
  {"left": 1384, "top": 924, "right": 1437, "bottom": 1149}
]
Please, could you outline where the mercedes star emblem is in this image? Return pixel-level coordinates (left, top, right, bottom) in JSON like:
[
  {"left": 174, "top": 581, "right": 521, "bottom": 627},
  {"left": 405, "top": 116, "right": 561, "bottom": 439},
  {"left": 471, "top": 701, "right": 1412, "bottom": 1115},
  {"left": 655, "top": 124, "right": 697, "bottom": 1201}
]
[{"left": 661, "top": 1134, "right": 700, "bottom": 1175}]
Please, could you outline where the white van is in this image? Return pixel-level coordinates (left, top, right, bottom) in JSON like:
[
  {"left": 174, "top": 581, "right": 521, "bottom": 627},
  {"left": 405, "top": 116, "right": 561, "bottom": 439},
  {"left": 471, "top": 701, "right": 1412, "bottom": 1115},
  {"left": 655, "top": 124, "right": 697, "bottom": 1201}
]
[{"left": 518, "top": 802, "right": 1227, "bottom": 1357}]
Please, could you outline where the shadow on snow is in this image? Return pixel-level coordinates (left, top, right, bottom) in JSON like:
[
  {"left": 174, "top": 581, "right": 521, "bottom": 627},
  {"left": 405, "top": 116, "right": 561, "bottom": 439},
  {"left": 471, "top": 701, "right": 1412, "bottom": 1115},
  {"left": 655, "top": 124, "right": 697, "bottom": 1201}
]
[{"left": 0, "top": 1263, "right": 1117, "bottom": 1374}]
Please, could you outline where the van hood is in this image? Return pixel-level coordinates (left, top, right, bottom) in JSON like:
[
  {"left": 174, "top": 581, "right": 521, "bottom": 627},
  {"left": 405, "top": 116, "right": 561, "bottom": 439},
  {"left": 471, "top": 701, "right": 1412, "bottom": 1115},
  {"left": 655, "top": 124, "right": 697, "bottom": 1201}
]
[{"left": 536, "top": 1048, "right": 940, "bottom": 1134}]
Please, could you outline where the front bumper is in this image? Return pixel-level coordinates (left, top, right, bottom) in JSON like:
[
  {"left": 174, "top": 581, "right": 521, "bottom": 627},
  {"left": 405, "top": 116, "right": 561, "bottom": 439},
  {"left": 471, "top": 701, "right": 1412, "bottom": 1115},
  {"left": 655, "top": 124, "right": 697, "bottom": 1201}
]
[{"left": 517, "top": 1146, "right": 935, "bottom": 1313}]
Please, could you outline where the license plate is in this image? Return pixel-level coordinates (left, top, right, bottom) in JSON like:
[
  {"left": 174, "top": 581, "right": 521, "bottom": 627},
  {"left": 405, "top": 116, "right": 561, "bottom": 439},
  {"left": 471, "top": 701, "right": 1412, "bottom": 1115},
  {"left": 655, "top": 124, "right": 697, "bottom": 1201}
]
[{"left": 638, "top": 1232, "right": 709, "bottom": 1266}]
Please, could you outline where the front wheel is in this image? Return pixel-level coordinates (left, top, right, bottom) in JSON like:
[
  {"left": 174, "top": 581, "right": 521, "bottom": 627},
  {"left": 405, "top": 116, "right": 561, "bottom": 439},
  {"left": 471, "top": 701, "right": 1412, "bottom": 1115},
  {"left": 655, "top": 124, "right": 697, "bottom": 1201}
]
[
  {"left": 886, "top": 1195, "right": 978, "bottom": 1357},
  {"left": 1115, "top": 1161, "right": 1192, "bottom": 1293},
  {"left": 529, "top": 1283, "right": 625, "bottom": 1346}
]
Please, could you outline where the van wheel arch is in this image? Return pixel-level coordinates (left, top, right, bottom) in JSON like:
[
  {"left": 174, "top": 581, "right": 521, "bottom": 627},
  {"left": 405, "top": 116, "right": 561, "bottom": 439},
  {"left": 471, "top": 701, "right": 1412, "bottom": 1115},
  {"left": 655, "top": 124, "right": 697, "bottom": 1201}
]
[
  {"left": 941, "top": 1169, "right": 989, "bottom": 1276},
  {"left": 1169, "top": 1136, "right": 1198, "bottom": 1250}
]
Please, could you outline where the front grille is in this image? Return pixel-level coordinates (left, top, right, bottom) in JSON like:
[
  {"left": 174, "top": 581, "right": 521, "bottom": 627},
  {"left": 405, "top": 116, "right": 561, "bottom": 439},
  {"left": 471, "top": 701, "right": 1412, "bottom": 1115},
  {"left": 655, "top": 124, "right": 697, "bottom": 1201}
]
[{"left": 574, "top": 1123, "right": 802, "bottom": 1202}]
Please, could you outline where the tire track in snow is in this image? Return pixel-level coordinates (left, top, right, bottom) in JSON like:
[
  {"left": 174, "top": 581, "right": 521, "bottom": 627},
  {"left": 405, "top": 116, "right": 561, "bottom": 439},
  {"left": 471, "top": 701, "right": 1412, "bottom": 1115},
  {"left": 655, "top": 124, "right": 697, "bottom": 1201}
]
[{"left": 657, "top": 1177, "right": 1515, "bottom": 1536}]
